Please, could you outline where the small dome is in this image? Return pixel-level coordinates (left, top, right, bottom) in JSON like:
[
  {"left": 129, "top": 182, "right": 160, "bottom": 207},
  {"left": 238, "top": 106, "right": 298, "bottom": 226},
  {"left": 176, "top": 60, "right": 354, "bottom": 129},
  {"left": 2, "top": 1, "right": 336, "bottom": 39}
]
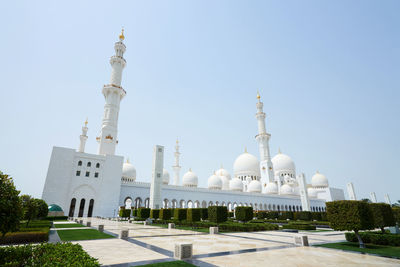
[
  {"left": 233, "top": 151, "right": 260, "bottom": 178},
  {"left": 163, "top": 169, "right": 170, "bottom": 185},
  {"left": 272, "top": 151, "right": 295, "bottom": 176},
  {"left": 48, "top": 204, "right": 63, "bottom": 212},
  {"left": 216, "top": 168, "right": 231, "bottom": 180},
  {"left": 122, "top": 160, "right": 136, "bottom": 181},
  {"left": 308, "top": 187, "right": 318, "bottom": 198},
  {"left": 229, "top": 178, "right": 243, "bottom": 192},
  {"left": 311, "top": 171, "right": 329, "bottom": 188},
  {"left": 208, "top": 174, "right": 222, "bottom": 190},
  {"left": 280, "top": 184, "right": 294, "bottom": 195},
  {"left": 220, "top": 175, "right": 230, "bottom": 190},
  {"left": 182, "top": 169, "right": 198, "bottom": 187},
  {"left": 265, "top": 182, "right": 278, "bottom": 194},
  {"left": 248, "top": 180, "right": 262, "bottom": 193}
]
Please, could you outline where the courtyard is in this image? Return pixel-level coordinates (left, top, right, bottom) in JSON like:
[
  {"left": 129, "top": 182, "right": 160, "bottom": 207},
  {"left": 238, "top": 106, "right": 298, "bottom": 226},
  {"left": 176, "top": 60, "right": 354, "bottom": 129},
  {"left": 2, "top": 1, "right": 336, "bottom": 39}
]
[{"left": 58, "top": 218, "right": 400, "bottom": 267}]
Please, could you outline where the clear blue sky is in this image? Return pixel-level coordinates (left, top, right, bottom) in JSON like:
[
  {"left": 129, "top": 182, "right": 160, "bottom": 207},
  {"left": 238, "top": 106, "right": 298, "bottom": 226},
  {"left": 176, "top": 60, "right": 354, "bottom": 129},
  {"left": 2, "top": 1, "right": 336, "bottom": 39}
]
[{"left": 1, "top": 1, "right": 399, "bottom": 203}]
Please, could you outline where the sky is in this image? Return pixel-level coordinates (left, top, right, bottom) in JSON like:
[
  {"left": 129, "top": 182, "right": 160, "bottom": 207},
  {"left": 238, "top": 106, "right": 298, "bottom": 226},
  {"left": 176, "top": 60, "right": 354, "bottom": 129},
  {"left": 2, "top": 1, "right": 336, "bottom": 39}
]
[{"left": 0, "top": 1, "right": 399, "bottom": 203}]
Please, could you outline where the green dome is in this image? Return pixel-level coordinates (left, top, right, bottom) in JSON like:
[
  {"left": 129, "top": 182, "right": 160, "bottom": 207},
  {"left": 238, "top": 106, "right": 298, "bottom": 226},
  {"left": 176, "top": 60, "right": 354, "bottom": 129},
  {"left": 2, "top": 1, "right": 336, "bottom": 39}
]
[{"left": 48, "top": 204, "right": 63, "bottom": 212}]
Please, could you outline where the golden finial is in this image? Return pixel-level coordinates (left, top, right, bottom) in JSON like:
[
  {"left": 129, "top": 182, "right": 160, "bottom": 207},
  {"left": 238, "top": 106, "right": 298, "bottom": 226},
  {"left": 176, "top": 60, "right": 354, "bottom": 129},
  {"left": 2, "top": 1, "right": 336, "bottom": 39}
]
[
  {"left": 176, "top": 138, "right": 179, "bottom": 145},
  {"left": 84, "top": 118, "right": 88, "bottom": 127},
  {"left": 119, "top": 28, "right": 125, "bottom": 41},
  {"left": 126, "top": 157, "right": 130, "bottom": 163},
  {"left": 257, "top": 90, "right": 261, "bottom": 100}
]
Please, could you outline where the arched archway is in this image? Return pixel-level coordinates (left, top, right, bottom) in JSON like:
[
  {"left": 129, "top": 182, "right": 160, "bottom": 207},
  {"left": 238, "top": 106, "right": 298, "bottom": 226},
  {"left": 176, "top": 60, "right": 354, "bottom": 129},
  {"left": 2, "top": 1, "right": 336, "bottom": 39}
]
[
  {"left": 124, "top": 197, "right": 132, "bottom": 209},
  {"left": 228, "top": 202, "right": 232, "bottom": 211},
  {"left": 163, "top": 199, "right": 169, "bottom": 208},
  {"left": 78, "top": 198, "right": 85, "bottom": 217},
  {"left": 172, "top": 199, "right": 177, "bottom": 208},
  {"left": 202, "top": 200, "right": 207, "bottom": 208},
  {"left": 208, "top": 201, "right": 213, "bottom": 207},
  {"left": 180, "top": 199, "right": 186, "bottom": 208},
  {"left": 187, "top": 200, "right": 193, "bottom": 208},
  {"left": 194, "top": 200, "right": 200, "bottom": 208},
  {"left": 144, "top": 198, "right": 150, "bottom": 208},
  {"left": 68, "top": 198, "right": 76, "bottom": 217},
  {"left": 134, "top": 197, "right": 142, "bottom": 208},
  {"left": 88, "top": 199, "right": 94, "bottom": 217}
]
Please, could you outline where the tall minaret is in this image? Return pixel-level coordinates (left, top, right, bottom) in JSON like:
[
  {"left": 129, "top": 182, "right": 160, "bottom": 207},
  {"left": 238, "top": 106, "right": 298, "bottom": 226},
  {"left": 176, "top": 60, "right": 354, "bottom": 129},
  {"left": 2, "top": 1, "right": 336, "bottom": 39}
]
[
  {"left": 78, "top": 119, "right": 89, "bottom": 153},
  {"left": 255, "top": 92, "right": 274, "bottom": 183},
  {"left": 172, "top": 139, "right": 181, "bottom": 185},
  {"left": 97, "top": 29, "right": 127, "bottom": 155}
]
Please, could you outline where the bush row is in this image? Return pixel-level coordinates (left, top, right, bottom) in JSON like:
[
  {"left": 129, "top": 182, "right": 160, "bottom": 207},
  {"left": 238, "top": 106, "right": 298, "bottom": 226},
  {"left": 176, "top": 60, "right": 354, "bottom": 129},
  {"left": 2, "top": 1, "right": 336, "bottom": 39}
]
[
  {"left": 0, "top": 242, "right": 100, "bottom": 266},
  {"left": 0, "top": 230, "right": 49, "bottom": 245},
  {"left": 345, "top": 232, "right": 400, "bottom": 246},
  {"left": 255, "top": 211, "right": 327, "bottom": 221}
]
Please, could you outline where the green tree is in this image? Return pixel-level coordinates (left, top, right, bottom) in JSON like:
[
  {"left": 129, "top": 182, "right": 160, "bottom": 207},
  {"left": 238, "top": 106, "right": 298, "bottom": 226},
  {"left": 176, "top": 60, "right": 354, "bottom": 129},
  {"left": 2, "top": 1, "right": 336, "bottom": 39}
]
[
  {"left": 0, "top": 171, "right": 23, "bottom": 238},
  {"left": 369, "top": 203, "right": 396, "bottom": 233},
  {"left": 326, "top": 200, "right": 374, "bottom": 248},
  {"left": 34, "top": 199, "right": 48, "bottom": 218},
  {"left": 20, "top": 195, "right": 38, "bottom": 227}
]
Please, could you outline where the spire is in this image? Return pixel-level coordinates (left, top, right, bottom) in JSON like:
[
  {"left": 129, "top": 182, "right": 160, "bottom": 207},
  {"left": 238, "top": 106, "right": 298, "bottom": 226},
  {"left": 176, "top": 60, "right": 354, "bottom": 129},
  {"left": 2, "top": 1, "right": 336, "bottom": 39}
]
[
  {"left": 278, "top": 148, "right": 281, "bottom": 154},
  {"left": 126, "top": 157, "right": 130, "bottom": 163},
  {"left": 78, "top": 118, "right": 89, "bottom": 153},
  {"left": 257, "top": 90, "right": 261, "bottom": 101},
  {"left": 119, "top": 28, "right": 125, "bottom": 41},
  {"left": 84, "top": 118, "right": 88, "bottom": 127},
  {"left": 244, "top": 146, "right": 247, "bottom": 153}
]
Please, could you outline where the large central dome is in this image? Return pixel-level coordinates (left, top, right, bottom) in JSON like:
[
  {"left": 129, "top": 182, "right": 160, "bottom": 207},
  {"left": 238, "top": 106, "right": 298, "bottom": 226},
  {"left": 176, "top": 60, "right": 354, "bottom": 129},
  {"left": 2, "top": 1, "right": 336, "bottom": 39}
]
[
  {"left": 271, "top": 151, "right": 296, "bottom": 178},
  {"left": 233, "top": 151, "right": 260, "bottom": 180}
]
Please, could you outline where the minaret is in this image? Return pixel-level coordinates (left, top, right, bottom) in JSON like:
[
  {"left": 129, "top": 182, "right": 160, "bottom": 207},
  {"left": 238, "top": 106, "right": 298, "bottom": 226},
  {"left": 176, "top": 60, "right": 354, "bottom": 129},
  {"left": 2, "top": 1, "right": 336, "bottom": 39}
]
[
  {"left": 172, "top": 139, "right": 181, "bottom": 185},
  {"left": 255, "top": 92, "right": 274, "bottom": 183},
  {"left": 78, "top": 119, "right": 89, "bottom": 153},
  {"left": 97, "top": 29, "right": 127, "bottom": 155}
]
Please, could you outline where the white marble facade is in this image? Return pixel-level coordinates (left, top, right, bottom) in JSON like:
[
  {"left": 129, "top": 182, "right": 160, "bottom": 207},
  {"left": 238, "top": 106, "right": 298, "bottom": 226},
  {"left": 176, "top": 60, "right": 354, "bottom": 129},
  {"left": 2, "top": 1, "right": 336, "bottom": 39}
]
[{"left": 42, "top": 32, "right": 344, "bottom": 218}]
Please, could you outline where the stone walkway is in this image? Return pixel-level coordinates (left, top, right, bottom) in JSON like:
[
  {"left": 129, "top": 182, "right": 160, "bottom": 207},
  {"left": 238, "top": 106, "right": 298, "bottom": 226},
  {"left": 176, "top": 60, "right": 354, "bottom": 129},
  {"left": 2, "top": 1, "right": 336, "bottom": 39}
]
[{"left": 70, "top": 218, "right": 400, "bottom": 267}]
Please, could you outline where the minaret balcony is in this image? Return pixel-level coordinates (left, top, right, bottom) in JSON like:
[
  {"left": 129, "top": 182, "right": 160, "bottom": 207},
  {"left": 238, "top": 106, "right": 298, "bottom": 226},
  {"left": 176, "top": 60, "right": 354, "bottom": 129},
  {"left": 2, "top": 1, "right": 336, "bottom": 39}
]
[{"left": 102, "top": 84, "right": 126, "bottom": 97}]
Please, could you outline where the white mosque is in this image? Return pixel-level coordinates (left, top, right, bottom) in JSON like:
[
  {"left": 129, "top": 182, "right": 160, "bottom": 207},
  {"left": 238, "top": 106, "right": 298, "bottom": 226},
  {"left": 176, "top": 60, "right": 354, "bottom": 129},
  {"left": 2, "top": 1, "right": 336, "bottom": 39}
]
[{"left": 42, "top": 31, "right": 345, "bottom": 218}]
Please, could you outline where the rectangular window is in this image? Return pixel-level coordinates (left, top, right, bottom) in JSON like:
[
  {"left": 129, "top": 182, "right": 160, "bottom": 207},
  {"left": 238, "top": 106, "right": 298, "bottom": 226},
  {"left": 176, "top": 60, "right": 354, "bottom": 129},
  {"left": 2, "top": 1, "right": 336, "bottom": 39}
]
[
  {"left": 85, "top": 171, "right": 90, "bottom": 177},
  {"left": 76, "top": 171, "right": 80, "bottom": 176},
  {"left": 94, "top": 172, "right": 99, "bottom": 178}
]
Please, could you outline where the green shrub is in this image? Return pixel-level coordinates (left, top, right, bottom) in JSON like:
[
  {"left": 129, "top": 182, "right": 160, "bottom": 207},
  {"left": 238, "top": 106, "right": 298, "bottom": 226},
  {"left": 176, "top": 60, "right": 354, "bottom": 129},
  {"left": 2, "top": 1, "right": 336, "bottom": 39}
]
[
  {"left": 174, "top": 208, "right": 187, "bottom": 221},
  {"left": 311, "top": 212, "right": 322, "bottom": 221},
  {"left": 131, "top": 208, "right": 137, "bottom": 217},
  {"left": 0, "top": 230, "right": 49, "bottom": 245},
  {"left": 208, "top": 206, "right": 228, "bottom": 223},
  {"left": 265, "top": 211, "right": 279, "bottom": 219},
  {"left": 345, "top": 232, "right": 400, "bottom": 246},
  {"left": 228, "top": 211, "right": 234, "bottom": 218},
  {"left": 44, "top": 216, "right": 68, "bottom": 221},
  {"left": 187, "top": 208, "right": 201, "bottom": 222},
  {"left": 119, "top": 208, "right": 131, "bottom": 218},
  {"left": 326, "top": 200, "right": 374, "bottom": 248},
  {"left": 150, "top": 209, "right": 160, "bottom": 219},
  {"left": 282, "top": 222, "right": 316, "bottom": 230},
  {"left": 294, "top": 211, "right": 312, "bottom": 221},
  {"left": 370, "top": 203, "right": 396, "bottom": 233},
  {"left": 159, "top": 209, "right": 171, "bottom": 220},
  {"left": 200, "top": 208, "right": 208, "bottom": 220},
  {"left": 235, "top": 207, "right": 253, "bottom": 222},
  {"left": 279, "top": 211, "right": 294, "bottom": 220},
  {"left": 137, "top": 208, "right": 150, "bottom": 219},
  {"left": 256, "top": 211, "right": 267, "bottom": 219},
  {"left": 0, "top": 242, "right": 100, "bottom": 266},
  {"left": 393, "top": 208, "right": 400, "bottom": 224}
]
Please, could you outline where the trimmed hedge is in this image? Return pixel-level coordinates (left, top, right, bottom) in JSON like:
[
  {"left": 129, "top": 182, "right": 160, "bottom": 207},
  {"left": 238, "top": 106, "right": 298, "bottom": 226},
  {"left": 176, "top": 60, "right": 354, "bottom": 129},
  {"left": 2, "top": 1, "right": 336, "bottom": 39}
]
[
  {"left": 235, "top": 207, "right": 253, "bottom": 222},
  {"left": 187, "top": 208, "right": 201, "bottom": 222},
  {"left": 0, "top": 230, "right": 49, "bottom": 245},
  {"left": 228, "top": 211, "right": 234, "bottom": 218},
  {"left": 369, "top": 203, "right": 396, "bottom": 232},
  {"left": 294, "top": 211, "right": 312, "bottom": 221},
  {"left": 137, "top": 208, "right": 150, "bottom": 219},
  {"left": 279, "top": 211, "right": 294, "bottom": 220},
  {"left": 159, "top": 209, "right": 171, "bottom": 220},
  {"left": 131, "top": 208, "right": 137, "bottom": 217},
  {"left": 208, "top": 206, "right": 228, "bottom": 223},
  {"left": 200, "top": 208, "right": 208, "bottom": 220},
  {"left": 0, "top": 242, "right": 100, "bottom": 266},
  {"left": 119, "top": 208, "right": 131, "bottom": 218},
  {"left": 345, "top": 232, "right": 400, "bottom": 246},
  {"left": 311, "top": 212, "right": 327, "bottom": 221},
  {"left": 282, "top": 222, "right": 316, "bottom": 230},
  {"left": 265, "top": 211, "right": 279, "bottom": 219},
  {"left": 174, "top": 208, "right": 187, "bottom": 221},
  {"left": 150, "top": 209, "right": 160, "bottom": 219},
  {"left": 393, "top": 208, "right": 400, "bottom": 224},
  {"left": 44, "top": 216, "right": 68, "bottom": 221}
]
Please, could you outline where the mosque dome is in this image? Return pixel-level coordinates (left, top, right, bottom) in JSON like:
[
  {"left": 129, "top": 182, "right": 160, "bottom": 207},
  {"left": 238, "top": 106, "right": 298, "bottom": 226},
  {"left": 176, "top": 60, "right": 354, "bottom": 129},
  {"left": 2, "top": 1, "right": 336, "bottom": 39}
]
[
  {"left": 265, "top": 182, "right": 278, "bottom": 194},
  {"left": 220, "top": 175, "right": 230, "bottom": 190},
  {"left": 122, "top": 160, "right": 136, "bottom": 181},
  {"left": 163, "top": 169, "right": 170, "bottom": 185},
  {"left": 182, "top": 169, "right": 198, "bottom": 187},
  {"left": 272, "top": 151, "right": 296, "bottom": 177},
  {"left": 280, "top": 184, "right": 294, "bottom": 195},
  {"left": 248, "top": 180, "right": 262, "bottom": 193},
  {"left": 229, "top": 177, "right": 243, "bottom": 192},
  {"left": 208, "top": 174, "right": 222, "bottom": 190},
  {"left": 48, "top": 204, "right": 63, "bottom": 212},
  {"left": 308, "top": 187, "right": 318, "bottom": 198},
  {"left": 216, "top": 168, "right": 231, "bottom": 180},
  {"left": 311, "top": 171, "right": 329, "bottom": 188},
  {"left": 233, "top": 151, "right": 260, "bottom": 179}
]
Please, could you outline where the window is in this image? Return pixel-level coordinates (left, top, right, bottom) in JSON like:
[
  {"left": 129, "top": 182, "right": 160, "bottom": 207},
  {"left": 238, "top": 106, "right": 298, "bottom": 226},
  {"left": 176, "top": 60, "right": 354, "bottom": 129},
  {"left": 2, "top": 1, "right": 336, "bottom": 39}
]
[
  {"left": 85, "top": 171, "right": 90, "bottom": 177},
  {"left": 94, "top": 172, "right": 99, "bottom": 178},
  {"left": 76, "top": 171, "right": 81, "bottom": 176},
  {"left": 96, "top": 163, "right": 100, "bottom": 168},
  {"left": 78, "top": 161, "right": 82, "bottom": 166},
  {"left": 87, "top": 162, "right": 91, "bottom": 167}
]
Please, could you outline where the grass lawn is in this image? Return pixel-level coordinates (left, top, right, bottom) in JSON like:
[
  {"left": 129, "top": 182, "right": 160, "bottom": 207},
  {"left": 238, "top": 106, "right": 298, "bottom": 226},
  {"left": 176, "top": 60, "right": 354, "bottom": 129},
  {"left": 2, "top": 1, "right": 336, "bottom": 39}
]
[
  {"left": 57, "top": 229, "right": 115, "bottom": 241},
  {"left": 54, "top": 223, "right": 86, "bottom": 228},
  {"left": 135, "top": 260, "right": 196, "bottom": 267},
  {"left": 315, "top": 242, "right": 400, "bottom": 259},
  {"left": 151, "top": 223, "right": 211, "bottom": 233}
]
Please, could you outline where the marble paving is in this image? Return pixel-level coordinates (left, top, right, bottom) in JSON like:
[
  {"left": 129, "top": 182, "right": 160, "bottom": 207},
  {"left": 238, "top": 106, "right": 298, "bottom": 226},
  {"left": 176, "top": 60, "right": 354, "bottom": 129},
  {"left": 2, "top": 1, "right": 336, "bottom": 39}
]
[{"left": 72, "top": 218, "right": 400, "bottom": 267}]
